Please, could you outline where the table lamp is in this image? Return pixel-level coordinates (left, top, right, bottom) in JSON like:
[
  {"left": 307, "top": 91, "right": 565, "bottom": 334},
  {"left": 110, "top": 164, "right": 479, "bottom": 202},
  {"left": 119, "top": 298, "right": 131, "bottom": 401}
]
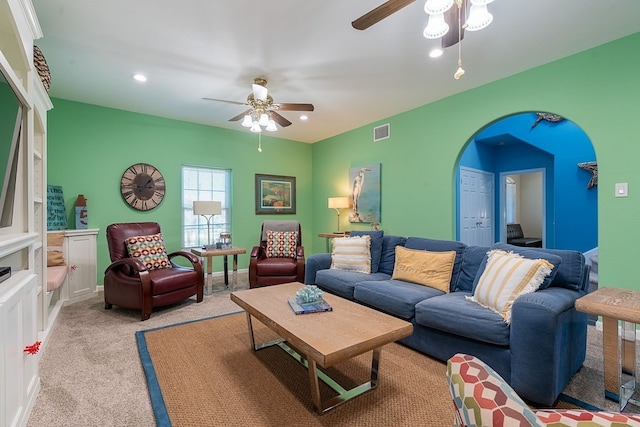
[
  {"left": 328, "top": 197, "right": 351, "bottom": 233},
  {"left": 193, "top": 201, "right": 222, "bottom": 249}
]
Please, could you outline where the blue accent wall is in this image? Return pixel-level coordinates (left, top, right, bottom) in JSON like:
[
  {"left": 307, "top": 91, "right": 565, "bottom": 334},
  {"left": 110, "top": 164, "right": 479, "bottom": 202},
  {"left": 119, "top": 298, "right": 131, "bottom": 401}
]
[{"left": 458, "top": 112, "right": 597, "bottom": 252}]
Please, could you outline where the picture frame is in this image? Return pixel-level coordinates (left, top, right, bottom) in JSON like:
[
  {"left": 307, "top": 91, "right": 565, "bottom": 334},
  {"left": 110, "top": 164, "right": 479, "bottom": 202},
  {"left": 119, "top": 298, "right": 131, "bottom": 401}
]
[{"left": 255, "top": 174, "right": 296, "bottom": 214}]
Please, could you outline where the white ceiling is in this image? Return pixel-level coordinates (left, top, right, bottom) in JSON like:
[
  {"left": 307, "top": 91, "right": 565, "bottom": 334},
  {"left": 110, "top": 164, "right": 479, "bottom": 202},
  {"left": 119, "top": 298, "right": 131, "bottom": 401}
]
[{"left": 31, "top": 1, "right": 640, "bottom": 143}]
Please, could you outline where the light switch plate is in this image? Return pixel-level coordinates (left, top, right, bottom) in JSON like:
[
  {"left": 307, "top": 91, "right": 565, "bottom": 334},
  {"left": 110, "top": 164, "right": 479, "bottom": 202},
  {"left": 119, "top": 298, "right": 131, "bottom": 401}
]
[{"left": 615, "top": 182, "right": 628, "bottom": 197}]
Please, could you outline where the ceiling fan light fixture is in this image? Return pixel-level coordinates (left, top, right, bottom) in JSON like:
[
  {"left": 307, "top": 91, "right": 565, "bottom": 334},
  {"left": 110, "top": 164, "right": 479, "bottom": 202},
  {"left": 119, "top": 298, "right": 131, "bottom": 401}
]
[
  {"left": 241, "top": 114, "right": 253, "bottom": 127},
  {"left": 424, "top": 0, "right": 454, "bottom": 15},
  {"left": 266, "top": 119, "right": 277, "bottom": 132},
  {"left": 258, "top": 113, "right": 269, "bottom": 126},
  {"left": 250, "top": 121, "right": 262, "bottom": 133},
  {"left": 465, "top": 4, "right": 493, "bottom": 31},
  {"left": 424, "top": 13, "right": 449, "bottom": 39}
]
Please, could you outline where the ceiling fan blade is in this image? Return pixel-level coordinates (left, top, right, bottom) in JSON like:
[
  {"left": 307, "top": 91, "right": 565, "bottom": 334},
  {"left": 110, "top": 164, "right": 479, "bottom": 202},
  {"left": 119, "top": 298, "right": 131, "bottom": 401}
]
[
  {"left": 229, "top": 109, "right": 252, "bottom": 122},
  {"left": 252, "top": 84, "right": 268, "bottom": 102},
  {"left": 352, "top": 0, "right": 415, "bottom": 30},
  {"left": 202, "top": 97, "right": 248, "bottom": 107},
  {"left": 276, "top": 103, "right": 315, "bottom": 112},
  {"left": 441, "top": 0, "right": 466, "bottom": 48},
  {"left": 271, "top": 111, "right": 292, "bottom": 127}
]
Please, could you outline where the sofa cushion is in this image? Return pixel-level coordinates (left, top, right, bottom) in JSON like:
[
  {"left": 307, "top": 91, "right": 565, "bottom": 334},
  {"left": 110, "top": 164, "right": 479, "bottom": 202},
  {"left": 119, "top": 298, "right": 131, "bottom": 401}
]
[
  {"left": 330, "top": 235, "right": 371, "bottom": 273},
  {"left": 391, "top": 246, "right": 456, "bottom": 293},
  {"left": 316, "top": 269, "right": 390, "bottom": 300},
  {"left": 468, "top": 249, "right": 554, "bottom": 324},
  {"left": 494, "top": 243, "right": 586, "bottom": 291},
  {"left": 404, "top": 237, "right": 467, "bottom": 291},
  {"left": 415, "top": 293, "right": 510, "bottom": 346},
  {"left": 349, "top": 230, "right": 384, "bottom": 273},
  {"left": 378, "top": 235, "right": 407, "bottom": 275},
  {"left": 455, "top": 245, "right": 490, "bottom": 292},
  {"left": 355, "top": 279, "right": 444, "bottom": 320},
  {"left": 474, "top": 243, "right": 562, "bottom": 291}
]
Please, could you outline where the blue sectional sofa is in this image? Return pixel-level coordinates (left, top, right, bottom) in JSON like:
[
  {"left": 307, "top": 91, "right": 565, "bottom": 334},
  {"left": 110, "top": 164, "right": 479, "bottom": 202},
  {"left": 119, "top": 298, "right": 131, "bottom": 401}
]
[{"left": 304, "top": 232, "right": 589, "bottom": 406}]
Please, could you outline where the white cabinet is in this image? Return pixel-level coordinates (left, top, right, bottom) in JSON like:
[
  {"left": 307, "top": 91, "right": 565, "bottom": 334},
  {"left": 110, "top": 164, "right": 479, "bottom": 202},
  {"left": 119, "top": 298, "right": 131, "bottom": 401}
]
[
  {"left": 63, "top": 229, "right": 99, "bottom": 305},
  {"left": 0, "top": 272, "right": 39, "bottom": 427}
]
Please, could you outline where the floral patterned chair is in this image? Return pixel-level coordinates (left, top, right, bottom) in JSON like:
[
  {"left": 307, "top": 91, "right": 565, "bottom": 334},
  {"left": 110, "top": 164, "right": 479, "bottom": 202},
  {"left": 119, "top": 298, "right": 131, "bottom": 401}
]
[{"left": 447, "top": 353, "right": 640, "bottom": 427}]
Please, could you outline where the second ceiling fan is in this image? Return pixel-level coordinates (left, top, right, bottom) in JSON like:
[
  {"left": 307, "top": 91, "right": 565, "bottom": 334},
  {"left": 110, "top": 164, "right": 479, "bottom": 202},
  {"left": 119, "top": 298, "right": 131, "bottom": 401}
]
[
  {"left": 352, "top": 0, "right": 492, "bottom": 49},
  {"left": 203, "top": 77, "right": 314, "bottom": 132}
]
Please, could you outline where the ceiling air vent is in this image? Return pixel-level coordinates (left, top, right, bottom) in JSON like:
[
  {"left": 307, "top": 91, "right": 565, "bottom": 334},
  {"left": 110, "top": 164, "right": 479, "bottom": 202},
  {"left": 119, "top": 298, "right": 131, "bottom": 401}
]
[{"left": 373, "top": 123, "right": 390, "bottom": 142}]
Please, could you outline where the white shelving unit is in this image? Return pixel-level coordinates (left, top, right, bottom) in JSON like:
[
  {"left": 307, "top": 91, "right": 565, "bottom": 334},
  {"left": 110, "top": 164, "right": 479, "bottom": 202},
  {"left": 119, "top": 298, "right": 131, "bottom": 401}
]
[{"left": 0, "top": 0, "right": 51, "bottom": 425}]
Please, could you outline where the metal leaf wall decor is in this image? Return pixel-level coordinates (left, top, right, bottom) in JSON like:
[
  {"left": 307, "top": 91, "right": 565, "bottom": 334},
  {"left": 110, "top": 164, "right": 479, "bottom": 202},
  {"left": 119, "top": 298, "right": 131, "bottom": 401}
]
[{"left": 578, "top": 161, "right": 598, "bottom": 189}]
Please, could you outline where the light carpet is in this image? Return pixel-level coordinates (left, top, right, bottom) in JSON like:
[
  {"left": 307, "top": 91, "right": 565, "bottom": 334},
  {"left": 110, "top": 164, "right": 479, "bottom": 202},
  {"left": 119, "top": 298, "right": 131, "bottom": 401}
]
[{"left": 27, "top": 273, "right": 637, "bottom": 426}]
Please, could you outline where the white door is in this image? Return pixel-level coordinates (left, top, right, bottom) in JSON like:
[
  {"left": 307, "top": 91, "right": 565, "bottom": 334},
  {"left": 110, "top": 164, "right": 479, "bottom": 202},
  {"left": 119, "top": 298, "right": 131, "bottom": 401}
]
[{"left": 460, "top": 167, "right": 494, "bottom": 246}]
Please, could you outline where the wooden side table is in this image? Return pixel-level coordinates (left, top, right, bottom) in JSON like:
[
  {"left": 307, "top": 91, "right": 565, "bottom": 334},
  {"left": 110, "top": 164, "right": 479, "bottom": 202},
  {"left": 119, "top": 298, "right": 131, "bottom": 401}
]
[
  {"left": 191, "top": 247, "right": 246, "bottom": 291},
  {"left": 318, "top": 232, "right": 349, "bottom": 252},
  {"left": 575, "top": 287, "right": 640, "bottom": 410}
]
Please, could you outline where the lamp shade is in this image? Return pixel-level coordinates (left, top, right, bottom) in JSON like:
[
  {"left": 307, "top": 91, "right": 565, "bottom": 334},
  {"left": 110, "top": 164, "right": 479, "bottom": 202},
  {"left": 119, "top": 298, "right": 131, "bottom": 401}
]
[
  {"left": 193, "top": 200, "right": 222, "bottom": 215},
  {"left": 328, "top": 197, "right": 351, "bottom": 209}
]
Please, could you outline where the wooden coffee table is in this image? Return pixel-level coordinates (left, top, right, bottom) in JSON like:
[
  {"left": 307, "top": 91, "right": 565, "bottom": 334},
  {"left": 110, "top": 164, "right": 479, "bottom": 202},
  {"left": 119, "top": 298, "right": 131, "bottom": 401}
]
[{"left": 230, "top": 282, "right": 413, "bottom": 414}]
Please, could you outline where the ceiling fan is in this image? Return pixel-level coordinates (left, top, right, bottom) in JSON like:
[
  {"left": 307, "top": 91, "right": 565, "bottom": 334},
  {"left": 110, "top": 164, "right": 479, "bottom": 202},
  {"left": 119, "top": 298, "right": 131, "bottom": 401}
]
[
  {"left": 352, "top": 0, "right": 467, "bottom": 48},
  {"left": 203, "top": 77, "right": 314, "bottom": 132}
]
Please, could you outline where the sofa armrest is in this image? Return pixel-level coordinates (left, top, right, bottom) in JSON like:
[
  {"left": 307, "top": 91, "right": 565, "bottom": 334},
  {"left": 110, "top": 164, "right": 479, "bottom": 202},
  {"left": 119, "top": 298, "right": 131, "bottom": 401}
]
[
  {"left": 510, "top": 287, "right": 588, "bottom": 405},
  {"left": 304, "top": 253, "right": 332, "bottom": 285}
]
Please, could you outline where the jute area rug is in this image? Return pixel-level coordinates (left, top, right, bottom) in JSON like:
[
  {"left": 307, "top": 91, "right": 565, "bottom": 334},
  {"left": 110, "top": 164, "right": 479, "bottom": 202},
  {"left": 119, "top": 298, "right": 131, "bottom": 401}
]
[{"left": 137, "top": 312, "right": 454, "bottom": 426}]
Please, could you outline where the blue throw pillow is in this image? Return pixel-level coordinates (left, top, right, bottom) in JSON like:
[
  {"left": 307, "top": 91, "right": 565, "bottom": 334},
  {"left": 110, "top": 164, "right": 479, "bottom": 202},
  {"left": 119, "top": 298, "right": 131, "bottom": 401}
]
[
  {"left": 378, "top": 235, "right": 406, "bottom": 275},
  {"left": 471, "top": 243, "right": 562, "bottom": 293},
  {"left": 503, "top": 244, "right": 586, "bottom": 291},
  {"left": 349, "top": 230, "right": 384, "bottom": 273}
]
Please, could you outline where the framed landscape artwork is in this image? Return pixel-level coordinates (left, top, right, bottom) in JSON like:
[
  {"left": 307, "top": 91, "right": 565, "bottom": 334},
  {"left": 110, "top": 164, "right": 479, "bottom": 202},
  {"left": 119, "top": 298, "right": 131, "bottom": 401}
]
[{"left": 255, "top": 174, "right": 296, "bottom": 214}]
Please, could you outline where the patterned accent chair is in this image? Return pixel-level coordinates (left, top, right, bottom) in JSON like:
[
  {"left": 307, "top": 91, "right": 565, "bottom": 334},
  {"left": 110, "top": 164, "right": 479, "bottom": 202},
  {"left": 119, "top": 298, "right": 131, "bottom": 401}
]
[
  {"left": 104, "top": 222, "right": 204, "bottom": 321},
  {"left": 447, "top": 353, "right": 640, "bottom": 427},
  {"left": 249, "top": 220, "right": 304, "bottom": 288}
]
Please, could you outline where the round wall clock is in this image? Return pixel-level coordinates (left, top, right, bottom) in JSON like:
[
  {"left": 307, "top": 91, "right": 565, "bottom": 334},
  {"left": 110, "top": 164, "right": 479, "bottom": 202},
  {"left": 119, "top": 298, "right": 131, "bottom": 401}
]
[{"left": 120, "top": 163, "right": 166, "bottom": 211}]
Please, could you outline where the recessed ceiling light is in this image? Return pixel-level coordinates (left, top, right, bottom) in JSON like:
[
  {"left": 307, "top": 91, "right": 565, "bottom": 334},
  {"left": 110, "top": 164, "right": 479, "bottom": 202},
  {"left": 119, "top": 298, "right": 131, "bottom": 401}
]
[
  {"left": 132, "top": 73, "right": 147, "bottom": 82},
  {"left": 300, "top": 115, "right": 309, "bottom": 121},
  {"left": 429, "top": 48, "right": 443, "bottom": 58}
]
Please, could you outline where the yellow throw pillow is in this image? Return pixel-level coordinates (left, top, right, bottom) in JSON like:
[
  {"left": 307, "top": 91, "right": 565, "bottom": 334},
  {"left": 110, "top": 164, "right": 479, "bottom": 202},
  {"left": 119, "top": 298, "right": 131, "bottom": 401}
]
[
  {"left": 330, "top": 235, "right": 371, "bottom": 273},
  {"left": 391, "top": 246, "right": 456, "bottom": 293},
  {"left": 467, "top": 249, "right": 553, "bottom": 324},
  {"left": 47, "top": 232, "right": 66, "bottom": 267}
]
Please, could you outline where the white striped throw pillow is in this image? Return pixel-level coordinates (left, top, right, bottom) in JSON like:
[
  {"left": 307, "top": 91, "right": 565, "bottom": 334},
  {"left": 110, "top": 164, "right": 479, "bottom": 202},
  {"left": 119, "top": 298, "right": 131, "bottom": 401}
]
[
  {"left": 466, "top": 249, "right": 553, "bottom": 324},
  {"left": 330, "top": 235, "right": 371, "bottom": 274}
]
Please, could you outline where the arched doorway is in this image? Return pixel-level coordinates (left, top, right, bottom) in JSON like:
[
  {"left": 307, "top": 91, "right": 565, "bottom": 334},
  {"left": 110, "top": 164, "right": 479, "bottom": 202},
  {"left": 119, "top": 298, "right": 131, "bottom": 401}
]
[{"left": 455, "top": 111, "right": 597, "bottom": 253}]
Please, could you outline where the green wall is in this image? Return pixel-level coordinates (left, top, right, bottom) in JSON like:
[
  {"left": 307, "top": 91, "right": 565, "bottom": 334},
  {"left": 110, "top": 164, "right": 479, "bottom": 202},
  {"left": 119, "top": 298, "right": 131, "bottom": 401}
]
[
  {"left": 48, "top": 32, "right": 640, "bottom": 291},
  {"left": 311, "top": 32, "right": 640, "bottom": 290},
  {"left": 47, "top": 100, "right": 313, "bottom": 280}
]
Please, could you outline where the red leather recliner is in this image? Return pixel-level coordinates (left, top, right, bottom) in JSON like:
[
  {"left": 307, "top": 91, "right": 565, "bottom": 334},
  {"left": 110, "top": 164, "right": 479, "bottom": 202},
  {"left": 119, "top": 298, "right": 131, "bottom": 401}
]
[
  {"left": 249, "top": 221, "right": 304, "bottom": 288},
  {"left": 104, "top": 222, "right": 204, "bottom": 320}
]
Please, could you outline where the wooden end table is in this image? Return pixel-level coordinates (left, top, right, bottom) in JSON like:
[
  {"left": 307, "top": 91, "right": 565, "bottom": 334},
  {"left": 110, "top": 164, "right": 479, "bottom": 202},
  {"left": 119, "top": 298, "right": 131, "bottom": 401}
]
[
  {"left": 230, "top": 282, "right": 413, "bottom": 414},
  {"left": 318, "top": 232, "right": 349, "bottom": 252},
  {"left": 191, "top": 246, "right": 246, "bottom": 291},
  {"left": 575, "top": 287, "right": 640, "bottom": 410}
]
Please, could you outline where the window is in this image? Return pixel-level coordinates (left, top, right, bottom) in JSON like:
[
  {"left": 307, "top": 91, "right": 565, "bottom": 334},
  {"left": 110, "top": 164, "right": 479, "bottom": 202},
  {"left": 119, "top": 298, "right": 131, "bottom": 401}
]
[
  {"left": 183, "top": 166, "right": 231, "bottom": 248},
  {"left": 505, "top": 176, "right": 517, "bottom": 224}
]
